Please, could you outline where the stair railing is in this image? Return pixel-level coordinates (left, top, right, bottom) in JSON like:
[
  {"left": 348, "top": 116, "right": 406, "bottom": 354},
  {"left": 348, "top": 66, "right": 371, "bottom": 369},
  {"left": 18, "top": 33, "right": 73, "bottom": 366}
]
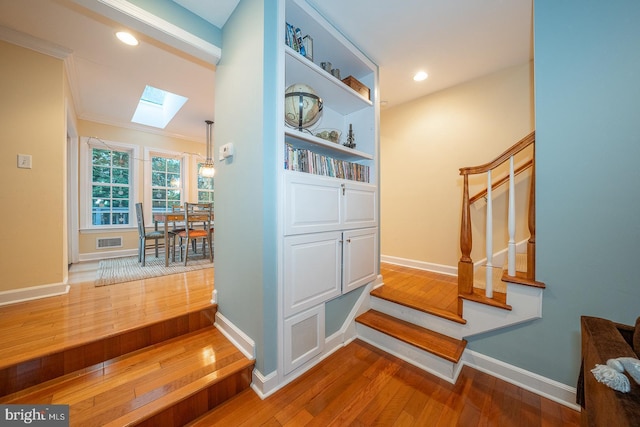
[{"left": 458, "top": 131, "right": 536, "bottom": 297}]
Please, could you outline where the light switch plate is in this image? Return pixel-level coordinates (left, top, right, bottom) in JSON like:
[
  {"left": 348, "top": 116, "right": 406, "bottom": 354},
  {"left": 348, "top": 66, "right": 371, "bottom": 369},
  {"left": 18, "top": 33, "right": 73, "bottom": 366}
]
[{"left": 17, "top": 154, "right": 32, "bottom": 169}]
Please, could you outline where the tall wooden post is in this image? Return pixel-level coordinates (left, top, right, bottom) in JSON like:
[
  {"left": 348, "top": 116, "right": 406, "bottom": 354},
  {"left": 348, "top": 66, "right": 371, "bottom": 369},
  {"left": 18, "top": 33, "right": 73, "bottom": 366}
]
[
  {"left": 458, "top": 173, "right": 474, "bottom": 295},
  {"left": 527, "top": 157, "right": 536, "bottom": 280}
]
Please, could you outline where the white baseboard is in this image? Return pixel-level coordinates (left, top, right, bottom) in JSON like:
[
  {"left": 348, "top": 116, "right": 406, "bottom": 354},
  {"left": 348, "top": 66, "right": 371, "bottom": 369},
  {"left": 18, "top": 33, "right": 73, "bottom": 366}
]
[
  {"left": 372, "top": 273, "right": 384, "bottom": 290},
  {"left": 381, "top": 239, "right": 530, "bottom": 275},
  {"left": 214, "top": 312, "right": 256, "bottom": 361},
  {"left": 462, "top": 349, "right": 580, "bottom": 411},
  {"left": 251, "top": 369, "right": 279, "bottom": 400},
  {"left": 0, "top": 282, "right": 70, "bottom": 307},
  {"left": 79, "top": 248, "right": 138, "bottom": 262},
  {"left": 380, "top": 255, "right": 457, "bottom": 276}
]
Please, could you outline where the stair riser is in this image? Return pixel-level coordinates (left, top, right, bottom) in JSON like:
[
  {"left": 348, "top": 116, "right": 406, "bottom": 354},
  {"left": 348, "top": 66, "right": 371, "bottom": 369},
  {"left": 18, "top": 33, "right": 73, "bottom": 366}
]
[
  {"left": 137, "top": 366, "right": 253, "bottom": 427},
  {"left": 371, "top": 283, "right": 543, "bottom": 340},
  {"left": 370, "top": 296, "right": 466, "bottom": 340},
  {"left": 462, "top": 284, "right": 543, "bottom": 336},
  {"left": 356, "top": 323, "right": 462, "bottom": 383},
  {"left": 0, "top": 307, "right": 216, "bottom": 397}
]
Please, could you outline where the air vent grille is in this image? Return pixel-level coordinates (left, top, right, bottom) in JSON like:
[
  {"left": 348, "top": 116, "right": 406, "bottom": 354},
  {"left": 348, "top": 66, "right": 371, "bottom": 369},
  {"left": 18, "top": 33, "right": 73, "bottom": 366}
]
[{"left": 97, "top": 237, "right": 123, "bottom": 249}]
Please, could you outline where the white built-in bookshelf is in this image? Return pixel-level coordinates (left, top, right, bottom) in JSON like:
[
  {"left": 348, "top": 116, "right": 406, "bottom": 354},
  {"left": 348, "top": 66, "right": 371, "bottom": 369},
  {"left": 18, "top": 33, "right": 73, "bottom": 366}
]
[
  {"left": 279, "top": 0, "right": 379, "bottom": 381},
  {"left": 284, "top": 0, "right": 376, "bottom": 183}
]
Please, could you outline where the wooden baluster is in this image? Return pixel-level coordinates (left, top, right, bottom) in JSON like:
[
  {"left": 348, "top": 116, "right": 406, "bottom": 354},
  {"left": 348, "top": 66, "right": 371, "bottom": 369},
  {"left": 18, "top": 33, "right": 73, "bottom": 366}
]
[
  {"left": 485, "top": 170, "right": 493, "bottom": 298},
  {"left": 458, "top": 173, "right": 473, "bottom": 295},
  {"left": 508, "top": 156, "right": 516, "bottom": 276},
  {"left": 527, "top": 157, "right": 536, "bottom": 280}
]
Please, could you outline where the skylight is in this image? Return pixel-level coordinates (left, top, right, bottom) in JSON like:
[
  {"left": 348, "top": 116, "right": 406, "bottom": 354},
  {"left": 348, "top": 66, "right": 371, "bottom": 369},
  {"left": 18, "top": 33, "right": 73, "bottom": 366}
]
[{"left": 131, "top": 85, "right": 188, "bottom": 129}]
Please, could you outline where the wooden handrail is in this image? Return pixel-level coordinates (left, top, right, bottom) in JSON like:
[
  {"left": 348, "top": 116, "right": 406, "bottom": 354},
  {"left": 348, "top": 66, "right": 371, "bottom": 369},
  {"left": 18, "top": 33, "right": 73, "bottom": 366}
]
[
  {"left": 469, "top": 159, "right": 533, "bottom": 204},
  {"left": 459, "top": 131, "right": 535, "bottom": 176},
  {"left": 458, "top": 130, "right": 536, "bottom": 298}
]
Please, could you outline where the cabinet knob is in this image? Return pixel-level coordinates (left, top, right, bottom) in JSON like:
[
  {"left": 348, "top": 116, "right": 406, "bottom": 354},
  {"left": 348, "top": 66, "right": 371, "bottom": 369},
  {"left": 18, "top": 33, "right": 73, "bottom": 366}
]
[
  {"left": 341, "top": 183, "right": 345, "bottom": 195},
  {"left": 346, "top": 239, "right": 351, "bottom": 243}
]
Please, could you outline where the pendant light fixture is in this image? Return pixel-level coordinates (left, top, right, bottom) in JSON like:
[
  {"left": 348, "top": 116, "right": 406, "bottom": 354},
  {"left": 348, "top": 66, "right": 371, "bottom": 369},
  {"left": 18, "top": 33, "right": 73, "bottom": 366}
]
[{"left": 199, "top": 120, "right": 215, "bottom": 177}]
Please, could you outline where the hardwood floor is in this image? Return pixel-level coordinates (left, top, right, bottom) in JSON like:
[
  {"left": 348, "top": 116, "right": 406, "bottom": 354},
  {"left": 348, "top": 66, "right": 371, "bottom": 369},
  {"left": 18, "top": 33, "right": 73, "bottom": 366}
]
[
  {"left": 190, "top": 339, "right": 580, "bottom": 426},
  {"left": 0, "top": 262, "right": 214, "bottom": 371},
  {"left": 192, "top": 262, "right": 579, "bottom": 426},
  {"left": 375, "top": 263, "right": 461, "bottom": 321},
  {"left": 0, "top": 261, "right": 580, "bottom": 426}
]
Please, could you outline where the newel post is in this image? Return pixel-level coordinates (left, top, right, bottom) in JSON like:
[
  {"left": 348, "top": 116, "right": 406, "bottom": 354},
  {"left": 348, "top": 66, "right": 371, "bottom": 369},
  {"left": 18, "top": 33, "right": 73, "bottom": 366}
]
[
  {"left": 458, "top": 173, "right": 474, "bottom": 294},
  {"left": 527, "top": 157, "right": 536, "bottom": 280}
]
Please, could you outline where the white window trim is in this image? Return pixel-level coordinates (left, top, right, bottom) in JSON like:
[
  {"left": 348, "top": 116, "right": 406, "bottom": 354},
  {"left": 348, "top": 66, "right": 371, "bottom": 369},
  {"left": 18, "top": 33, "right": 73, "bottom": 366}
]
[
  {"left": 80, "top": 137, "right": 140, "bottom": 230},
  {"left": 191, "top": 156, "right": 215, "bottom": 203},
  {"left": 144, "top": 147, "right": 190, "bottom": 224}
]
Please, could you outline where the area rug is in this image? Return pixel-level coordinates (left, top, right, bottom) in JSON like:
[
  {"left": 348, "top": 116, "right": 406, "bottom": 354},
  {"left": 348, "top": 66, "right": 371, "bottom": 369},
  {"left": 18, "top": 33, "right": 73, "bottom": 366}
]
[{"left": 95, "top": 254, "right": 213, "bottom": 287}]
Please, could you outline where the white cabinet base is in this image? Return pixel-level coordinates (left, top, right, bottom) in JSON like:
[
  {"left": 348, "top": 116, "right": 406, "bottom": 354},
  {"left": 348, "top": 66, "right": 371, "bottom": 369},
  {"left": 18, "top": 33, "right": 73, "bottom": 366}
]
[{"left": 284, "top": 305, "right": 325, "bottom": 375}]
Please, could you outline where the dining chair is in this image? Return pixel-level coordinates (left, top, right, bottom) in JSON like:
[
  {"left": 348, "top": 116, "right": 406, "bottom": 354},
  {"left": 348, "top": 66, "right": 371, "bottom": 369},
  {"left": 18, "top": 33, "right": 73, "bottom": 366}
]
[
  {"left": 191, "top": 203, "right": 214, "bottom": 257},
  {"left": 168, "top": 205, "right": 196, "bottom": 261},
  {"left": 175, "top": 202, "right": 213, "bottom": 265},
  {"left": 135, "top": 202, "right": 165, "bottom": 267}
]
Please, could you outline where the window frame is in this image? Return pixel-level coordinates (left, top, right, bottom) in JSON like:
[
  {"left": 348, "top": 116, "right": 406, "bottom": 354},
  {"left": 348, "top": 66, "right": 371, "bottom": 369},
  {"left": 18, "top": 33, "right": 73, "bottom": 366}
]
[
  {"left": 80, "top": 137, "right": 139, "bottom": 231},
  {"left": 144, "top": 147, "right": 190, "bottom": 223},
  {"left": 195, "top": 161, "right": 215, "bottom": 204}
]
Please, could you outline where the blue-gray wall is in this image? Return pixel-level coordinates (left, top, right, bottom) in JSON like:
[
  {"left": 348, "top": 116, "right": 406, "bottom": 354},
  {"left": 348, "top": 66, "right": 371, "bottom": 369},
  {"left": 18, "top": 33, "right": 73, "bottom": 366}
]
[
  {"left": 467, "top": 0, "right": 640, "bottom": 386},
  {"left": 261, "top": 0, "right": 280, "bottom": 376},
  {"left": 214, "top": 0, "right": 278, "bottom": 375}
]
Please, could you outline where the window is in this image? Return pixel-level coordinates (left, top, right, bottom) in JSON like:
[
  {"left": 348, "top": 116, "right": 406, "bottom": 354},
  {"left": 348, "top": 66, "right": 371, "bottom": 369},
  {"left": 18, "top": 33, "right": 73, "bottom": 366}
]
[
  {"left": 80, "top": 138, "right": 138, "bottom": 230},
  {"left": 151, "top": 156, "right": 182, "bottom": 211},
  {"left": 197, "top": 162, "right": 215, "bottom": 204},
  {"left": 91, "top": 148, "right": 131, "bottom": 225},
  {"left": 131, "top": 85, "right": 188, "bottom": 129}
]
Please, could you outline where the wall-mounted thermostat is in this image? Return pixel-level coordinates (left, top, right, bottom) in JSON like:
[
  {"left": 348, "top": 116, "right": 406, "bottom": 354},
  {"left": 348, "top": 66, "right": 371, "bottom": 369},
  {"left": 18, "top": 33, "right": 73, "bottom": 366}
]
[{"left": 219, "top": 142, "right": 235, "bottom": 160}]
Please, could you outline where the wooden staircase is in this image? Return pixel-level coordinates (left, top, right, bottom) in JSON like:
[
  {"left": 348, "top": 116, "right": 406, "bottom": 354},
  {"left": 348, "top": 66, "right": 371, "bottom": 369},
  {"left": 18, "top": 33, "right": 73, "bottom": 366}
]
[
  {"left": 0, "top": 274, "right": 254, "bottom": 426},
  {"left": 356, "top": 258, "right": 544, "bottom": 383},
  {"left": 356, "top": 132, "right": 545, "bottom": 383}
]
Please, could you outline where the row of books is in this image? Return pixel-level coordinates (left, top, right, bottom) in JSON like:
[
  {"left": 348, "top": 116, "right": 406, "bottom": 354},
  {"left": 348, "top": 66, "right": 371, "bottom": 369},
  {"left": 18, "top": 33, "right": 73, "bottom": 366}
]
[
  {"left": 285, "top": 22, "right": 313, "bottom": 61},
  {"left": 285, "top": 144, "right": 370, "bottom": 183}
]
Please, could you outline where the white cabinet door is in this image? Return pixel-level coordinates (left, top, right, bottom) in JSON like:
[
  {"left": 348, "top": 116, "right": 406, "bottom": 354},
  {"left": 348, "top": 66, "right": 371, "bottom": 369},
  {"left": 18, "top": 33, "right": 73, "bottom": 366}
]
[
  {"left": 342, "top": 227, "right": 378, "bottom": 293},
  {"left": 284, "top": 173, "right": 342, "bottom": 235},
  {"left": 284, "top": 172, "right": 377, "bottom": 235},
  {"left": 343, "top": 182, "right": 377, "bottom": 229},
  {"left": 284, "top": 231, "right": 342, "bottom": 317},
  {"left": 283, "top": 305, "right": 324, "bottom": 375}
]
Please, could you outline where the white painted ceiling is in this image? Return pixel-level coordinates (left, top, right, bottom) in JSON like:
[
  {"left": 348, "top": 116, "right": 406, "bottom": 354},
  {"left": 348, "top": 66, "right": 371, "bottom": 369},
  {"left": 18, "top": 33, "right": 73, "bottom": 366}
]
[{"left": 0, "top": 0, "right": 532, "bottom": 142}]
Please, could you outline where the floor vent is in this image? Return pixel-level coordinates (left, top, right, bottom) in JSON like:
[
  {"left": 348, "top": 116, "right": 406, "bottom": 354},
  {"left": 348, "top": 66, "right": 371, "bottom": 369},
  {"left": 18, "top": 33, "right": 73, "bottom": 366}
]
[{"left": 97, "top": 237, "right": 123, "bottom": 249}]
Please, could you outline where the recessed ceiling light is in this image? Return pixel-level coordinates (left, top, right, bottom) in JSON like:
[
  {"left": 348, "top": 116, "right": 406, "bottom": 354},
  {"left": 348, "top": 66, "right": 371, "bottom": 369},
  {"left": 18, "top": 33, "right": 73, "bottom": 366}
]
[
  {"left": 116, "top": 31, "right": 138, "bottom": 46},
  {"left": 413, "top": 71, "right": 428, "bottom": 82}
]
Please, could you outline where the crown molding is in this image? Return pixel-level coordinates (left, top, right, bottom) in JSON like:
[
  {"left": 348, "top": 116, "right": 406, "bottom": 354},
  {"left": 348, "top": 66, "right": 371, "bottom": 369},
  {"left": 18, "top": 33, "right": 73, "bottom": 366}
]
[{"left": 0, "top": 25, "right": 73, "bottom": 59}]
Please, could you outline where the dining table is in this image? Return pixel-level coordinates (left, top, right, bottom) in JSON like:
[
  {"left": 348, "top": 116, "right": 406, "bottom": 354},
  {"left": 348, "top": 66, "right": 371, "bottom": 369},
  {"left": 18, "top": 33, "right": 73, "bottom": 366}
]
[{"left": 152, "top": 210, "right": 212, "bottom": 267}]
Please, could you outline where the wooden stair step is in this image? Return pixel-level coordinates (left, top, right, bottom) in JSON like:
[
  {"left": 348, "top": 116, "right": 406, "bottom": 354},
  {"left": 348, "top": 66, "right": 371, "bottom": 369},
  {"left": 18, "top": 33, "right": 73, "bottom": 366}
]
[
  {"left": 500, "top": 253, "right": 546, "bottom": 288},
  {"left": 370, "top": 286, "right": 466, "bottom": 324},
  {"left": 0, "top": 326, "right": 254, "bottom": 427},
  {"left": 356, "top": 310, "right": 466, "bottom": 363},
  {"left": 0, "top": 306, "right": 218, "bottom": 398}
]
